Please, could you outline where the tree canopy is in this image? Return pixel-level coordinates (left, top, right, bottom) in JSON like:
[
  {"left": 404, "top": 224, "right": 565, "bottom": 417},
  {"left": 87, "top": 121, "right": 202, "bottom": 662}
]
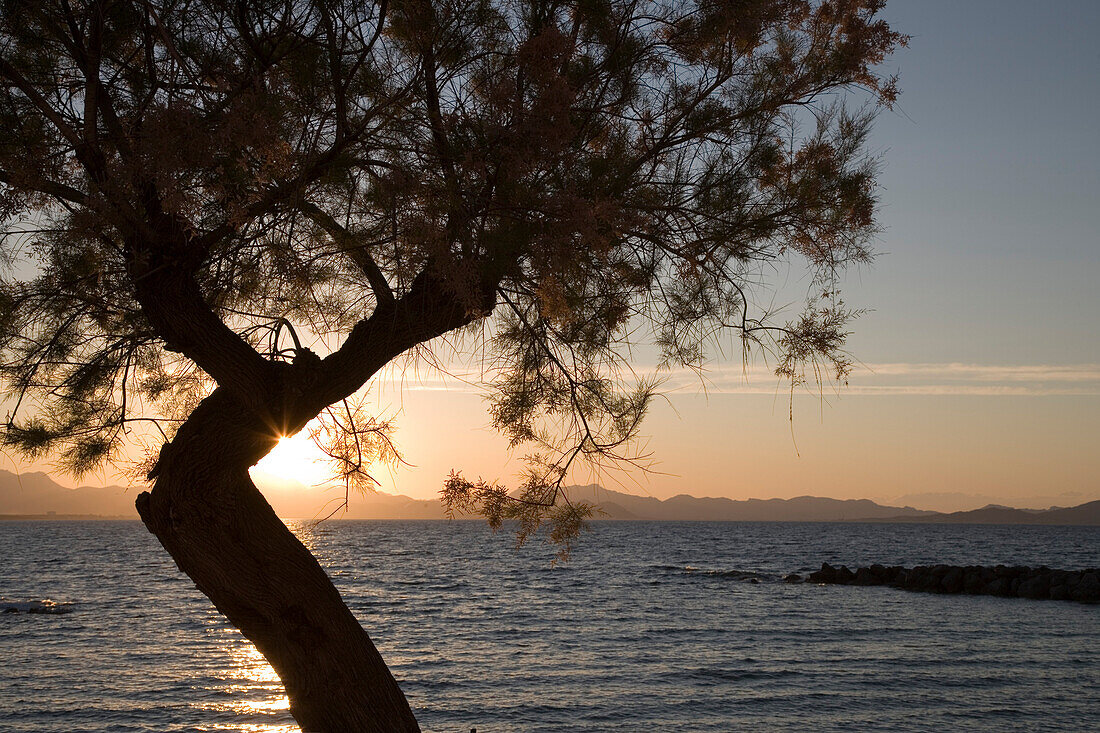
[
  {"left": 1, "top": 0, "right": 902, "bottom": 536},
  {"left": 1, "top": 1, "right": 905, "bottom": 728}
]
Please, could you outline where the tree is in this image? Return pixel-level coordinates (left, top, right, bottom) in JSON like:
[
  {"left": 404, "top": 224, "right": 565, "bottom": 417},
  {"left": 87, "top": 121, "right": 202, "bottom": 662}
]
[{"left": 0, "top": 1, "right": 903, "bottom": 729}]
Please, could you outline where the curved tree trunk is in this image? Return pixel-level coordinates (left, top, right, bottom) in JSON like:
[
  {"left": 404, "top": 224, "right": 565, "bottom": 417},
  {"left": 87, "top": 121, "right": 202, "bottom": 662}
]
[{"left": 135, "top": 391, "right": 419, "bottom": 732}]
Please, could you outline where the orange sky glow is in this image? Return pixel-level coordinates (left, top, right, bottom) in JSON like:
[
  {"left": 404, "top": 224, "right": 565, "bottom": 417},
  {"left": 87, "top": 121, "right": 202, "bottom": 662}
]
[{"left": 4, "top": 2, "right": 1099, "bottom": 515}]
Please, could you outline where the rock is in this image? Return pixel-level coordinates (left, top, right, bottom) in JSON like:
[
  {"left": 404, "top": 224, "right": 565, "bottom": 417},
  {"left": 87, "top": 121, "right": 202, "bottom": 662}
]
[
  {"left": 909, "top": 566, "right": 938, "bottom": 592},
  {"left": 808, "top": 563, "right": 837, "bottom": 584},
  {"left": 941, "top": 567, "right": 964, "bottom": 594},
  {"left": 888, "top": 568, "right": 909, "bottom": 587},
  {"left": 962, "top": 568, "right": 983, "bottom": 594},
  {"left": 798, "top": 563, "right": 1097, "bottom": 603},
  {"left": 1070, "top": 572, "right": 1099, "bottom": 603},
  {"left": 1018, "top": 576, "right": 1050, "bottom": 600},
  {"left": 853, "top": 567, "right": 878, "bottom": 586}
]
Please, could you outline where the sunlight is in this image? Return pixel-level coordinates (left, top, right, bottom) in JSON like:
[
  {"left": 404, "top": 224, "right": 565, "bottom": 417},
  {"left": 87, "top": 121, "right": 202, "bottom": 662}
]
[
  {"left": 203, "top": 629, "right": 295, "bottom": 732},
  {"left": 253, "top": 431, "right": 334, "bottom": 488}
]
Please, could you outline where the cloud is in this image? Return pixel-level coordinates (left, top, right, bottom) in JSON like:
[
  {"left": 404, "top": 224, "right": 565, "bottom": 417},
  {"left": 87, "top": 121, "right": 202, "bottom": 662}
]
[
  {"left": 852, "top": 363, "right": 1100, "bottom": 382},
  {"left": 658, "top": 362, "right": 1100, "bottom": 396},
  {"left": 376, "top": 360, "right": 1100, "bottom": 397}
]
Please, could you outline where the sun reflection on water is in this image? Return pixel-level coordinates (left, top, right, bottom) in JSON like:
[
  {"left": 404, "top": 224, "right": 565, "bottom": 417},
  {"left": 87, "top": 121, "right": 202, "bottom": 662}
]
[
  {"left": 187, "top": 521, "right": 343, "bottom": 731},
  {"left": 285, "top": 519, "right": 318, "bottom": 553},
  {"left": 199, "top": 621, "right": 296, "bottom": 732}
]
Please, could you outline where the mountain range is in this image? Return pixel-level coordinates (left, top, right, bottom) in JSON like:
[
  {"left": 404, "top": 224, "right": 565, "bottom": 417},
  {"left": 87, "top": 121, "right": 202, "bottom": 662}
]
[
  {"left": 886, "top": 490, "right": 1095, "bottom": 513},
  {"left": 857, "top": 501, "right": 1100, "bottom": 526},
  {"left": 0, "top": 470, "right": 137, "bottom": 518},
  {"left": 1, "top": 470, "right": 1097, "bottom": 525},
  {"left": 559, "top": 484, "right": 938, "bottom": 521}
]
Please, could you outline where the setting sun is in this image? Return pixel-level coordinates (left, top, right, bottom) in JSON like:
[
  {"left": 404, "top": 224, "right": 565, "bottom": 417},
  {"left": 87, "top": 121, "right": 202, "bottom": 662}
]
[{"left": 252, "top": 430, "right": 335, "bottom": 488}]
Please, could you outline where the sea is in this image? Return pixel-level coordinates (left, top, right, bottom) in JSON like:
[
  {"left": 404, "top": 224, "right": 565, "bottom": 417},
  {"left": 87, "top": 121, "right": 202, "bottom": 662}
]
[{"left": 1, "top": 520, "right": 1098, "bottom": 732}]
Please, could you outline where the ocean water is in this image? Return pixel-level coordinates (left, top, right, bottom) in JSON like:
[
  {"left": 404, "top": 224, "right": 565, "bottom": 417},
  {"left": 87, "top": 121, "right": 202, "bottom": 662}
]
[{"left": 1, "top": 520, "right": 1097, "bottom": 732}]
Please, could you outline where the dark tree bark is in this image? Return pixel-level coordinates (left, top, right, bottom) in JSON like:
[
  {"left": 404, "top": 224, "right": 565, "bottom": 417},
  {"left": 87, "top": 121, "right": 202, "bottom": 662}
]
[
  {"left": 135, "top": 389, "right": 420, "bottom": 732},
  {"left": 131, "top": 270, "right": 484, "bottom": 731}
]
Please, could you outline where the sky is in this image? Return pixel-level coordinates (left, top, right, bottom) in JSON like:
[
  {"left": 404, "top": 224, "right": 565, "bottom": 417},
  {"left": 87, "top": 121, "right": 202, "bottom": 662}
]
[{"left": 8, "top": 1, "right": 1100, "bottom": 512}]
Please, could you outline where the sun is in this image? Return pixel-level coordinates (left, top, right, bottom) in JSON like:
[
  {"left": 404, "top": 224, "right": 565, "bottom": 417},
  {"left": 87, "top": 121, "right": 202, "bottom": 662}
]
[{"left": 252, "top": 430, "right": 335, "bottom": 487}]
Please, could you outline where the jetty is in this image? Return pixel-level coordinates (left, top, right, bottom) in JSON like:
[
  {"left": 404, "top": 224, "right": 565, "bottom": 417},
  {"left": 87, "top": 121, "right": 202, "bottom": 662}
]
[{"left": 796, "top": 563, "right": 1099, "bottom": 602}]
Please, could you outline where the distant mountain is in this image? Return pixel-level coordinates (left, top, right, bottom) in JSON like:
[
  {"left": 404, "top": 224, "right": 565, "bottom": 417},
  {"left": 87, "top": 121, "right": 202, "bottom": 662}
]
[
  {"left": 260, "top": 482, "right": 455, "bottom": 520},
  {"left": 0, "top": 469, "right": 453, "bottom": 521},
  {"left": 0, "top": 472, "right": 931, "bottom": 522},
  {"left": 3, "top": 470, "right": 1097, "bottom": 524},
  {"left": 888, "top": 490, "right": 1096, "bottom": 513},
  {"left": 562, "top": 485, "right": 937, "bottom": 522},
  {"left": 0, "top": 470, "right": 136, "bottom": 517},
  {"left": 862, "top": 501, "right": 1100, "bottom": 526}
]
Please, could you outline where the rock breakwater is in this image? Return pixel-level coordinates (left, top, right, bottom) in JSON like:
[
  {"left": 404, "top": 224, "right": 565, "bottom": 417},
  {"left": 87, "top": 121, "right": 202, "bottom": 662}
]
[{"left": 805, "top": 563, "right": 1100, "bottom": 603}]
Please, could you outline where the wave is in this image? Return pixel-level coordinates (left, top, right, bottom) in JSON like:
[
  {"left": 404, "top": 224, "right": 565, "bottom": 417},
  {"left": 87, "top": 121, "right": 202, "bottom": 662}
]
[
  {"left": 658, "top": 565, "right": 774, "bottom": 582},
  {"left": 1, "top": 599, "right": 74, "bottom": 615},
  {"left": 689, "top": 568, "right": 771, "bottom": 582}
]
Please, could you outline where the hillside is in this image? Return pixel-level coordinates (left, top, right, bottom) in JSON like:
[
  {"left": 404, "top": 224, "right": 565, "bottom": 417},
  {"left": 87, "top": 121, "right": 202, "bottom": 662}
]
[
  {"left": 863, "top": 500, "right": 1100, "bottom": 526},
  {"left": 0, "top": 470, "right": 136, "bottom": 517},
  {"left": 3, "top": 470, "right": 1097, "bottom": 524},
  {"left": 562, "top": 484, "right": 937, "bottom": 522}
]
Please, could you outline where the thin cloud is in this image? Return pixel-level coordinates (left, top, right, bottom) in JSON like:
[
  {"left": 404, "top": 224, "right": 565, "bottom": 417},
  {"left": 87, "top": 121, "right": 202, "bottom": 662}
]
[
  {"left": 379, "top": 361, "right": 1100, "bottom": 397},
  {"left": 854, "top": 363, "right": 1100, "bottom": 382},
  {"left": 662, "top": 362, "right": 1100, "bottom": 396}
]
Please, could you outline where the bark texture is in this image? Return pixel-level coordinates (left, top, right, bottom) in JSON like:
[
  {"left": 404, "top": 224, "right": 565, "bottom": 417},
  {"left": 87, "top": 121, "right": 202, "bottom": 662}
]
[
  {"left": 130, "top": 268, "right": 484, "bottom": 731},
  {"left": 136, "top": 391, "right": 419, "bottom": 732}
]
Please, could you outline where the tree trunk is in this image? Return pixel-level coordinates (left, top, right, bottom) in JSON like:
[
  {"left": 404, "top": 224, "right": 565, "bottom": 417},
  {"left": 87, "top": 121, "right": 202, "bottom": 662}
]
[{"left": 135, "top": 391, "right": 419, "bottom": 732}]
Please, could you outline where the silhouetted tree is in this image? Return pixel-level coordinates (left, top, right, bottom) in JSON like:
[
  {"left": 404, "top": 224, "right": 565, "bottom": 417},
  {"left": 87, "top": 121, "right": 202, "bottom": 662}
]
[{"left": 0, "top": 1, "right": 903, "bottom": 729}]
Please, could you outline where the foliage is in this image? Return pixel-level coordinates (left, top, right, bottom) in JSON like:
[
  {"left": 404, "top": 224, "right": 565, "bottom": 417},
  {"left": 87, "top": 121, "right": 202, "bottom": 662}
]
[{"left": 0, "top": 0, "right": 904, "bottom": 549}]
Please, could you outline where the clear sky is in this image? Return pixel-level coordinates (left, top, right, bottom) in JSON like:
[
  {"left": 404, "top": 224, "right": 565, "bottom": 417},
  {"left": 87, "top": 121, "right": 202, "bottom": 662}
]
[{"left": 8, "top": 1, "right": 1100, "bottom": 512}]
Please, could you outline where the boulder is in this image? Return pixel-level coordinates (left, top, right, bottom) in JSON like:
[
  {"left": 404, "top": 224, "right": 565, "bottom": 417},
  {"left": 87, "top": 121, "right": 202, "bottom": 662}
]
[
  {"left": 940, "top": 567, "right": 964, "bottom": 594},
  {"left": 808, "top": 563, "right": 837, "bottom": 584},
  {"left": 1018, "top": 576, "right": 1050, "bottom": 599},
  {"left": 1070, "top": 573, "right": 1100, "bottom": 603},
  {"left": 853, "top": 567, "right": 878, "bottom": 586}
]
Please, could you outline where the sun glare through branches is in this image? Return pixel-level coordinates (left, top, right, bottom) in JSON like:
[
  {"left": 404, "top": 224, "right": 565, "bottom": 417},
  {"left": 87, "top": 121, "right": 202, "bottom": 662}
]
[{"left": 252, "top": 431, "right": 334, "bottom": 488}]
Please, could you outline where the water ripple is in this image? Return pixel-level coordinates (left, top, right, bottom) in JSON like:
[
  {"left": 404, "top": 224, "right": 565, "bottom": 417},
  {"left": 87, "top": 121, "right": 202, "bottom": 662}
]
[{"left": 1, "top": 520, "right": 1097, "bottom": 732}]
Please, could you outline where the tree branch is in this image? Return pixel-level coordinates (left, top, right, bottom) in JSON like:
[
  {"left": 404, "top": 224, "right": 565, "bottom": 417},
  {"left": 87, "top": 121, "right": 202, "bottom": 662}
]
[
  {"left": 296, "top": 199, "right": 394, "bottom": 307},
  {"left": 127, "top": 252, "right": 276, "bottom": 413},
  {"left": 0, "top": 170, "right": 88, "bottom": 207},
  {"left": 312, "top": 264, "right": 493, "bottom": 411}
]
